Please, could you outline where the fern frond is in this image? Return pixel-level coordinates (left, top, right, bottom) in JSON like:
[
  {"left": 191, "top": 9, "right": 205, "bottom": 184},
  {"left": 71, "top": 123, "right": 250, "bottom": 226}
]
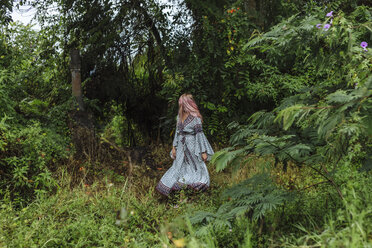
[
  {"left": 189, "top": 211, "right": 218, "bottom": 225},
  {"left": 326, "top": 90, "right": 356, "bottom": 104},
  {"left": 275, "top": 104, "right": 305, "bottom": 130},
  {"left": 213, "top": 148, "right": 247, "bottom": 172}
]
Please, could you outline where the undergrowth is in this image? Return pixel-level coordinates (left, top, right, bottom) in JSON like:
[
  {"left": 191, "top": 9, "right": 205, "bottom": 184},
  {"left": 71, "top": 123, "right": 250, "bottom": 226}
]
[
  {"left": 0, "top": 144, "right": 227, "bottom": 248},
  {"left": 1, "top": 146, "right": 371, "bottom": 247}
]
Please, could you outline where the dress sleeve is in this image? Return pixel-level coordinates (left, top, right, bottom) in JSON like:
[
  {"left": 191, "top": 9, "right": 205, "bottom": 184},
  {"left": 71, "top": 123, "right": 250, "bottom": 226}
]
[
  {"left": 194, "top": 117, "right": 214, "bottom": 162},
  {"left": 170, "top": 116, "right": 179, "bottom": 159},
  {"left": 172, "top": 116, "right": 179, "bottom": 147}
]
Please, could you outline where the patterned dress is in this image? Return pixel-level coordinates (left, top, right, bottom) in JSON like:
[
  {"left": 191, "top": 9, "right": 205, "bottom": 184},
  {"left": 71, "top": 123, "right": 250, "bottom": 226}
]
[{"left": 156, "top": 115, "right": 214, "bottom": 196}]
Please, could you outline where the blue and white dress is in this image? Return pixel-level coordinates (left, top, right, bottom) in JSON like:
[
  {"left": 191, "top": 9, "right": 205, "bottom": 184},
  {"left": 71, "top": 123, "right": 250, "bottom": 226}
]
[{"left": 156, "top": 115, "right": 214, "bottom": 196}]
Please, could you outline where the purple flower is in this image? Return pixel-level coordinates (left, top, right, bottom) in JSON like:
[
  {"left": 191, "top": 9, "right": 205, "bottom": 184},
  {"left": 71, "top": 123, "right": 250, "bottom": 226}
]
[
  {"left": 323, "top": 24, "right": 331, "bottom": 30},
  {"left": 326, "top": 11, "right": 333, "bottom": 17},
  {"left": 316, "top": 24, "right": 322, "bottom": 28},
  {"left": 361, "top": 41, "right": 368, "bottom": 51}
]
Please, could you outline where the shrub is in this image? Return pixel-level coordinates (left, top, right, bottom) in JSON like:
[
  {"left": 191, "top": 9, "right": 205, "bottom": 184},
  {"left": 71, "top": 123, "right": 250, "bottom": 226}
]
[{"left": 0, "top": 120, "right": 69, "bottom": 205}]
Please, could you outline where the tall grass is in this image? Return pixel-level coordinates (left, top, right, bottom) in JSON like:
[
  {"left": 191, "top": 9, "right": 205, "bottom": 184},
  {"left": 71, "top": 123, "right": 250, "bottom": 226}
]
[
  {"left": 1, "top": 155, "right": 370, "bottom": 247},
  {"left": 0, "top": 157, "right": 228, "bottom": 248},
  {"left": 280, "top": 176, "right": 372, "bottom": 248}
]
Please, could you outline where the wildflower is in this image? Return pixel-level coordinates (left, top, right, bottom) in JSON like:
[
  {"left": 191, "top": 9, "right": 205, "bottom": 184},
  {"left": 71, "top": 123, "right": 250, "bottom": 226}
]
[
  {"left": 316, "top": 24, "right": 322, "bottom": 28},
  {"left": 157, "top": 167, "right": 163, "bottom": 170},
  {"left": 237, "top": 7, "right": 240, "bottom": 10},
  {"left": 173, "top": 238, "right": 186, "bottom": 247},
  {"left": 323, "top": 24, "right": 331, "bottom": 31},
  {"left": 326, "top": 11, "right": 333, "bottom": 17},
  {"left": 360, "top": 41, "right": 368, "bottom": 51},
  {"left": 79, "top": 167, "right": 85, "bottom": 171}
]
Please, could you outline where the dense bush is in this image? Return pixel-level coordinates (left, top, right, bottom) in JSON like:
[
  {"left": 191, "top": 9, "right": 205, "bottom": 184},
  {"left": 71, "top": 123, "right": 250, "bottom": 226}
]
[
  {"left": 212, "top": 5, "right": 371, "bottom": 195},
  {"left": 0, "top": 119, "right": 69, "bottom": 205},
  {"left": 0, "top": 23, "right": 71, "bottom": 205},
  {"left": 189, "top": 3, "right": 371, "bottom": 247}
]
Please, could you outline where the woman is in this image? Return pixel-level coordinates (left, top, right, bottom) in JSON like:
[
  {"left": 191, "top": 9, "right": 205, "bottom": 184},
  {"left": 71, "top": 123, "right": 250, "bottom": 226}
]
[{"left": 156, "top": 94, "right": 214, "bottom": 197}]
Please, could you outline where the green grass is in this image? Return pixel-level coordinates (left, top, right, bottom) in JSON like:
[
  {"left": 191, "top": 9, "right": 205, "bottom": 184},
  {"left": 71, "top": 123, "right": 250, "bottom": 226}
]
[
  {"left": 1, "top": 153, "right": 371, "bottom": 248},
  {"left": 0, "top": 158, "right": 227, "bottom": 248},
  {"left": 279, "top": 176, "right": 372, "bottom": 248}
]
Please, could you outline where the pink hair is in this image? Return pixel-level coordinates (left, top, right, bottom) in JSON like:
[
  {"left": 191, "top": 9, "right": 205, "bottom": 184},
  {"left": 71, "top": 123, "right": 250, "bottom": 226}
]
[{"left": 178, "top": 94, "right": 203, "bottom": 123}]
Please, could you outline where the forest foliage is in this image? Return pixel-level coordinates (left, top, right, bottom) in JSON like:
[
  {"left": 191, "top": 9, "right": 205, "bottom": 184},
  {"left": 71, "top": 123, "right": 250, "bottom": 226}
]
[{"left": 0, "top": 0, "right": 371, "bottom": 247}]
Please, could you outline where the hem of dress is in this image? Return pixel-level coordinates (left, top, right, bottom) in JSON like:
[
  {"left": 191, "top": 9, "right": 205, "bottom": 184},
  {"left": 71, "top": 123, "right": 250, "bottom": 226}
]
[{"left": 156, "top": 181, "right": 209, "bottom": 197}]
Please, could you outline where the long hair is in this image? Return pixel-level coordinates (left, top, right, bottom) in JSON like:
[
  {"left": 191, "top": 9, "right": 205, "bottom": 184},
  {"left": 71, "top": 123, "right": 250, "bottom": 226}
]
[{"left": 178, "top": 94, "right": 202, "bottom": 123}]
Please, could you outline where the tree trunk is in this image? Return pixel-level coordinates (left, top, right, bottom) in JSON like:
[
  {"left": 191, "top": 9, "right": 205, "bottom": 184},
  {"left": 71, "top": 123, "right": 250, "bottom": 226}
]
[
  {"left": 69, "top": 48, "right": 96, "bottom": 160},
  {"left": 70, "top": 49, "right": 85, "bottom": 111}
]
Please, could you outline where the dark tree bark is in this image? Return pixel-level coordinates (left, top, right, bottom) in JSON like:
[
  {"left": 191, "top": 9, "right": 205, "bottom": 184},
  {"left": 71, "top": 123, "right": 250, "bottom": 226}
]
[{"left": 70, "top": 49, "right": 85, "bottom": 111}]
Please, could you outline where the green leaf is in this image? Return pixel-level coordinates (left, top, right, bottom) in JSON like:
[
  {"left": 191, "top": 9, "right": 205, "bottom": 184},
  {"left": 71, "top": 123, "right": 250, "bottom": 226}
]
[
  {"left": 275, "top": 104, "right": 305, "bottom": 130},
  {"left": 326, "top": 90, "right": 355, "bottom": 104},
  {"left": 211, "top": 148, "right": 245, "bottom": 172}
]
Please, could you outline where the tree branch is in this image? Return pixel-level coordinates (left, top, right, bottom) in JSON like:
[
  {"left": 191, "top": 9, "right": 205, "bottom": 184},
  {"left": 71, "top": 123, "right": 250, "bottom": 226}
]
[{"left": 255, "top": 137, "right": 344, "bottom": 199}]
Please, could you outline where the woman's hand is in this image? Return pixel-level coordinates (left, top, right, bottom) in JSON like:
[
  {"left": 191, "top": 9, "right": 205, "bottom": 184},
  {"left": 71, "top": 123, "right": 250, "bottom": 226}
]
[
  {"left": 172, "top": 147, "right": 176, "bottom": 159},
  {"left": 202, "top": 152, "right": 208, "bottom": 162}
]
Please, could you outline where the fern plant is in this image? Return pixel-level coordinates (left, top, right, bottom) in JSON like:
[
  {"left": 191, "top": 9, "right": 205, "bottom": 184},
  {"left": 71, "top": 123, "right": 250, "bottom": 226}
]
[
  {"left": 213, "top": 78, "right": 371, "bottom": 198},
  {"left": 190, "top": 173, "right": 293, "bottom": 237}
]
